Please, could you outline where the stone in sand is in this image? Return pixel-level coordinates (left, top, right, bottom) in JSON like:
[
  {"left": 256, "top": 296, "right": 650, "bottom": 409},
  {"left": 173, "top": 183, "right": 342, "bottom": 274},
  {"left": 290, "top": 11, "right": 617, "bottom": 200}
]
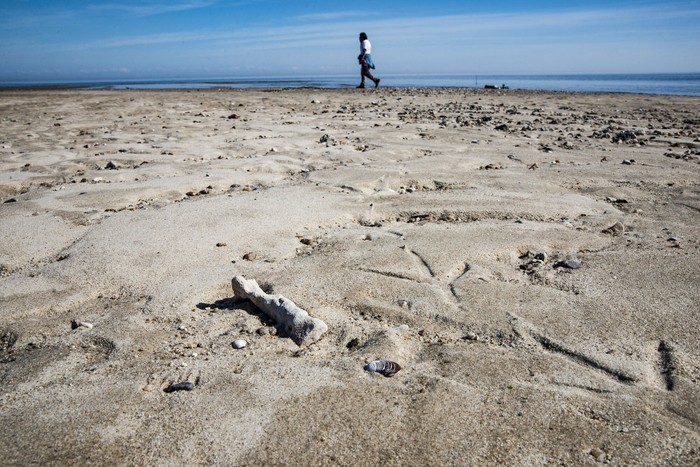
[
  {"left": 164, "top": 381, "right": 195, "bottom": 393},
  {"left": 554, "top": 259, "right": 582, "bottom": 269},
  {"left": 231, "top": 275, "right": 328, "bottom": 346}
]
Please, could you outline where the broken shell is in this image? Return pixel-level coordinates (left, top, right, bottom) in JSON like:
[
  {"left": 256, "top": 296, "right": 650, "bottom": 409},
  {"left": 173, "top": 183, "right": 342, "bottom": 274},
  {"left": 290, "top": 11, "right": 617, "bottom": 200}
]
[
  {"left": 164, "top": 381, "right": 195, "bottom": 393},
  {"left": 231, "top": 339, "right": 247, "bottom": 349},
  {"left": 71, "top": 319, "right": 94, "bottom": 330},
  {"left": 365, "top": 359, "right": 401, "bottom": 377}
]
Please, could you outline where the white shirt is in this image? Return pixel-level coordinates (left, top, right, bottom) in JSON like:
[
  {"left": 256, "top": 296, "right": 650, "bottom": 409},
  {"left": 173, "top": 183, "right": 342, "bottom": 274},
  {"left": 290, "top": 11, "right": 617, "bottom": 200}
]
[{"left": 360, "top": 39, "right": 371, "bottom": 54}]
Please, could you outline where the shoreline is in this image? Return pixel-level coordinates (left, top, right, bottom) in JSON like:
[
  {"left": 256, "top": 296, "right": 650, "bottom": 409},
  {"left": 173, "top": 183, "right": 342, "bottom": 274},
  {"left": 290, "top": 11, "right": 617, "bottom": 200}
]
[
  {"left": 1, "top": 88, "right": 698, "bottom": 464},
  {"left": 3, "top": 86, "right": 700, "bottom": 100},
  {"left": 3, "top": 71, "right": 700, "bottom": 96}
]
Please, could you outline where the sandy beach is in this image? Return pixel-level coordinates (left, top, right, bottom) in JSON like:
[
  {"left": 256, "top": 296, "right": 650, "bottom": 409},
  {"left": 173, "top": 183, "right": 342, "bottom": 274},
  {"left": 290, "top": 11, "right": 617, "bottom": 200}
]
[{"left": 0, "top": 87, "right": 699, "bottom": 465}]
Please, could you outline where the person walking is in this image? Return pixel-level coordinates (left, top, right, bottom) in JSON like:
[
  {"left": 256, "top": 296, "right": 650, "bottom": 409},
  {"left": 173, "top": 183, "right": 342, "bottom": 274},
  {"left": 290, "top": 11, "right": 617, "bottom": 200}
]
[{"left": 357, "top": 32, "right": 380, "bottom": 88}]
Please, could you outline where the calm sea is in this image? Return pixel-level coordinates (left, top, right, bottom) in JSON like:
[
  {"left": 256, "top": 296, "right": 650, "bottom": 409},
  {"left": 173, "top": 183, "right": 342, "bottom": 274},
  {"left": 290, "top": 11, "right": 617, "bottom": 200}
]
[{"left": 3, "top": 73, "right": 700, "bottom": 96}]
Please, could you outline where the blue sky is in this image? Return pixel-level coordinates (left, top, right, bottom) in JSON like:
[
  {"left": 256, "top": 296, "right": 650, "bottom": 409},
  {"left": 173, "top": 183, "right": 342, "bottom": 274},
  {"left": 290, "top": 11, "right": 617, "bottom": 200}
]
[{"left": 1, "top": 0, "right": 699, "bottom": 82}]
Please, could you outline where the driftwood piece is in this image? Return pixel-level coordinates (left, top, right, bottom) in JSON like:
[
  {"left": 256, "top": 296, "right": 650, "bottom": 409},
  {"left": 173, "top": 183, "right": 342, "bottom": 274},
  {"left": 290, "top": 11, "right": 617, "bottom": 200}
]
[{"left": 231, "top": 275, "right": 327, "bottom": 346}]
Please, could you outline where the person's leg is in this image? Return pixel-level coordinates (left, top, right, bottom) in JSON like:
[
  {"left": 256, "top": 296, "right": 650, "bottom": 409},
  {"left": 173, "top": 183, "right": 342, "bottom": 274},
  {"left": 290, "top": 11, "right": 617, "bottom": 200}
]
[
  {"left": 361, "top": 64, "right": 380, "bottom": 88},
  {"left": 358, "top": 63, "right": 370, "bottom": 88},
  {"left": 363, "top": 64, "right": 376, "bottom": 82}
]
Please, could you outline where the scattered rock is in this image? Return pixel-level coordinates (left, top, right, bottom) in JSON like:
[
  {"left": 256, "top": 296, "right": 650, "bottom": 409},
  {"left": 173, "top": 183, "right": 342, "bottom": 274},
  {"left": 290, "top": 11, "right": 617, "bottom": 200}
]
[
  {"left": 231, "top": 339, "right": 247, "bottom": 349},
  {"left": 105, "top": 161, "right": 119, "bottom": 170},
  {"left": 520, "top": 251, "right": 547, "bottom": 273},
  {"left": 164, "top": 381, "right": 195, "bottom": 393},
  {"left": 320, "top": 134, "right": 336, "bottom": 144},
  {"left": 216, "top": 242, "right": 228, "bottom": 247},
  {"left": 409, "top": 213, "right": 433, "bottom": 223},
  {"left": 602, "top": 222, "right": 625, "bottom": 236},
  {"left": 554, "top": 259, "right": 582, "bottom": 269},
  {"left": 242, "top": 252, "right": 256, "bottom": 261},
  {"left": 621, "top": 159, "right": 636, "bottom": 165},
  {"left": 589, "top": 448, "right": 607, "bottom": 462},
  {"left": 464, "top": 332, "right": 479, "bottom": 341},
  {"left": 667, "top": 237, "right": 681, "bottom": 248},
  {"left": 256, "top": 326, "right": 276, "bottom": 336},
  {"left": 605, "top": 196, "right": 628, "bottom": 204},
  {"left": 528, "top": 163, "right": 539, "bottom": 170},
  {"left": 613, "top": 129, "right": 644, "bottom": 144}
]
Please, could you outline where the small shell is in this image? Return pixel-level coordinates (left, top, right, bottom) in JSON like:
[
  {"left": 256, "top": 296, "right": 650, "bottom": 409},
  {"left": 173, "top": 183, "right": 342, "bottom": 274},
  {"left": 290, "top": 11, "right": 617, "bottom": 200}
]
[
  {"left": 231, "top": 339, "right": 247, "bottom": 349},
  {"left": 365, "top": 359, "right": 402, "bottom": 377},
  {"left": 164, "top": 381, "right": 194, "bottom": 393}
]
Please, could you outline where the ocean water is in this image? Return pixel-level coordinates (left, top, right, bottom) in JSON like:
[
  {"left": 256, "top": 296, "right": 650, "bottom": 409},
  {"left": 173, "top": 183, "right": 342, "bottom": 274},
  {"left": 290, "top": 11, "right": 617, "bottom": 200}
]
[{"left": 2, "top": 73, "right": 700, "bottom": 96}]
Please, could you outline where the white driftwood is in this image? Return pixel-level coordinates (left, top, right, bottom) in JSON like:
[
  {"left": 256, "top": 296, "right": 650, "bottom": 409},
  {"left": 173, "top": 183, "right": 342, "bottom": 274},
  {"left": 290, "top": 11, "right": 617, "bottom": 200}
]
[{"left": 231, "top": 275, "right": 327, "bottom": 346}]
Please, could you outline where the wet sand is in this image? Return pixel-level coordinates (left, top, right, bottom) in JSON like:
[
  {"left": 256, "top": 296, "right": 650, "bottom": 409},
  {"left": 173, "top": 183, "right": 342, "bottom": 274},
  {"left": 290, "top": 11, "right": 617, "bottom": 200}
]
[{"left": 0, "top": 87, "right": 699, "bottom": 465}]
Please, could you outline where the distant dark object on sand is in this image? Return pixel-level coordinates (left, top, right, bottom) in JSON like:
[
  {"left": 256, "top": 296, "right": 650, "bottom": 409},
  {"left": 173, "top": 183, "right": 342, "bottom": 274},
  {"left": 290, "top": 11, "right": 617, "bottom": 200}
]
[{"left": 485, "top": 84, "right": 509, "bottom": 90}]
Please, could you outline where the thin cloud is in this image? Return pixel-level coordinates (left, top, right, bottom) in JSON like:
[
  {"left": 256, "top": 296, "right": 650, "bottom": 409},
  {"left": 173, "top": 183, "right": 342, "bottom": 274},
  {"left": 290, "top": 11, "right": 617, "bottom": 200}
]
[
  {"left": 90, "top": 31, "right": 232, "bottom": 48},
  {"left": 294, "top": 11, "right": 369, "bottom": 22},
  {"left": 81, "top": 3, "right": 700, "bottom": 49},
  {"left": 88, "top": 1, "right": 218, "bottom": 17}
]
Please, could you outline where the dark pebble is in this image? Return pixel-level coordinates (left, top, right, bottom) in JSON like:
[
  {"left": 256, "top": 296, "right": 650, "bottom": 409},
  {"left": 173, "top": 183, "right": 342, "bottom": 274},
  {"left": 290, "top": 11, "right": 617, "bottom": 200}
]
[
  {"left": 554, "top": 259, "right": 582, "bottom": 269},
  {"left": 164, "top": 381, "right": 195, "bottom": 393}
]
